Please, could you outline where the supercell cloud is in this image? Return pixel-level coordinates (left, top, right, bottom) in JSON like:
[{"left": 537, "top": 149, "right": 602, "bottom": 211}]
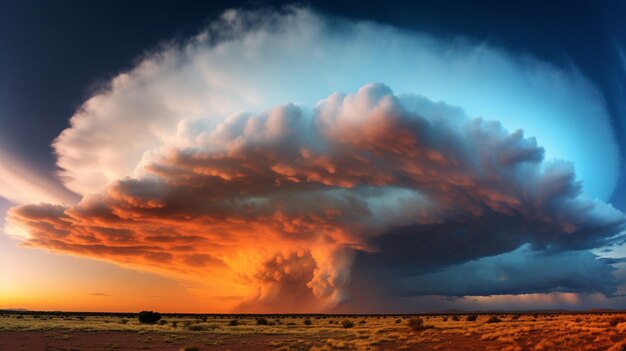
[
  {"left": 5, "top": 7, "right": 626, "bottom": 311},
  {"left": 52, "top": 7, "right": 619, "bottom": 200}
]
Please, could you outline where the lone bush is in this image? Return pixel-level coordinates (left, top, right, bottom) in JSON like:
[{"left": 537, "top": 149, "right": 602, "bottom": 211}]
[
  {"left": 256, "top": 317, "right": 269, "bottom": 325},
  {"left": 187, "top": 324, "right": 206, "bottom": 331},
  {"left": 486, "top": 315, "right": 501, "bottom": 323},
  {"left": 342, "top": 320, "right": 354, "bottom": 328},
  {"left": 303, "top": 318, "right": 312, "bottom": 325},
  {"left": 407, "top": 317, "right": 429, "bottom": 332},
  {"left": 138, "top": 311, "right": 161, "bottom": 324},
  {"left": 228, "top": 319, "right": 238, "bottom": 326},
  {"left": 466, "top": 314, "right": 477, "bottom": 322},
  {"left": 610, "top": 317, "right": 626, "bottom": 327},
  {"left": 451, "top": 315, "right": 459, "bottom": 321}
]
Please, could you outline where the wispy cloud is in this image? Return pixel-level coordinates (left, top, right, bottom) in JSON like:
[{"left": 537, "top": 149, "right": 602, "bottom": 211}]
[{"left": 0, "top": 148, "right": 78, "bottom": 207}]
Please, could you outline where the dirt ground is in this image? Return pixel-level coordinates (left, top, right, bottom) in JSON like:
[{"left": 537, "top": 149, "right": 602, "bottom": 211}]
[
  {"left": 0, "top": 329, "right": 510, "bottom": 351},
  {"left": 0, "top": 330, "right": 285, "bottom": 351}
]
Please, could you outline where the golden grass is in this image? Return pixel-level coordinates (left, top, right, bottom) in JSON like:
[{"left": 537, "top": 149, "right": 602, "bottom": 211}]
[{"left": 1, "top": 313, "right": 626, "bottom": 350}]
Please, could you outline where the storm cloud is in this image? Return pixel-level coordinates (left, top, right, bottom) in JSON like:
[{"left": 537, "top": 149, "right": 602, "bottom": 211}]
[
  {"left": 51, "top": 7, "right": 619, "bottom": 200},
  {"left": 6, "top": 81, "right": 625, "bottom": 311}
]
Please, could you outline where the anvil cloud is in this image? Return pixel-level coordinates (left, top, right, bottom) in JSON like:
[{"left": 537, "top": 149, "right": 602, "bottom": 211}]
[
  {"left": 51, "top": 7, "right": 618, "bottom": 200},
  {"left": 7, "top": 82, "right": 625, "bottom": 310},
  {"left": 4, "top": 7, "right": 626, "bottom": 312}
]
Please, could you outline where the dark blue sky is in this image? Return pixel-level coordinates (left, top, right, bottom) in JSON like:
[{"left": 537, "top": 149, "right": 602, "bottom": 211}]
[{"left": 1, "top": 0, "right": 625, "bottom": 208}]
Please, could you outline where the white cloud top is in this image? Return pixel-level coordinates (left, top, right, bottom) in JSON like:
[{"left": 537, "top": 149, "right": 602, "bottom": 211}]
[{"left": 54, "top": 7, "right": 619, "bottom": 200}]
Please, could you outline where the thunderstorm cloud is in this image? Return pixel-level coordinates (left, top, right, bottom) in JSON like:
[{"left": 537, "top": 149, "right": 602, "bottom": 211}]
[{"left": 5, "top": 7, "right": 625, "bottom": 311}]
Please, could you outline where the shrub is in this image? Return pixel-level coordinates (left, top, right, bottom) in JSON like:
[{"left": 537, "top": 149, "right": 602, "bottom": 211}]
[
  {"left": 407, "top": 317, "right": 428, "bottom": 332},
  {"left": 451, "top": 315, "right": 459, "bottom": 321},
  {"left": 228, "top": 319, "right": 238, "bottom": 326},
  {"left": 442, "top": 316, "right": 448, "bottom": 321},
  {"left": 511, "top": 314, "right": 521, "bottom": 320},
  {"left": 171, "top": 321, "right": 178, "bottom": 328},
  {"left": 359, "top": 319, "right": 366, "bottom": 325},
  {"left": 159, "top": 319, "right": 167, "bottom": 325},
  {"left": 187, "top": 324, "right": 206, "bottom": 331},
  {"left": 486, "top": 316, "right": 501, "bottom": 323},
  {"left": 303, "top": 318, "right": 312, "bottom": 325},
  {"left": 609, "top": 317, "right": 626, "bottom": 327},
  {"left": 342, "top": 320, "right": 354, "bottom": 328},
  {"left": 466, "top": 314, "right": 477, "bottom": 322},
  {"left": 256, "top": 318, "right": 269, "bottom": 325},
  {"left": 395, "top": 318, "right": 402, "bottom": 324},
  {"left": 138, "top": 311, "right": 161, "bottom": 324}
]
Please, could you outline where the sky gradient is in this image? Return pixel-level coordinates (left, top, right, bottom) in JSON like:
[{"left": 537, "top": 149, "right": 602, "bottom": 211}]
[{"left": 1, "top": 1, "right": 626, "bottom": 313}]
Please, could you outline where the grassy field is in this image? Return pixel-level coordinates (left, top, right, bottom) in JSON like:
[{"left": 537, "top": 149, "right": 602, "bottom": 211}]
[{"left": 1, "top": 312, "right": 626, "bottom": 350}]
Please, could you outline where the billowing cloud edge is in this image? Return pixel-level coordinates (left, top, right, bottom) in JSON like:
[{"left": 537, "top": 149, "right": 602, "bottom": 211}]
[{"left": 6, "top": 82, "right": 625, "bottom": 311}]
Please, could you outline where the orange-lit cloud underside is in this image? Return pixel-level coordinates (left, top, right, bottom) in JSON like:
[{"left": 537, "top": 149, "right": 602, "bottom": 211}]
[{"left": 5, "top": 84, "right": 625, "bottom": 312}]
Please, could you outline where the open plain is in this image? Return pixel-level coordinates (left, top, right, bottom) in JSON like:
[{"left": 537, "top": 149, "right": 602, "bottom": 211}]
[{"left": 2, "top": 312, "right": 626, "bottom": 351}]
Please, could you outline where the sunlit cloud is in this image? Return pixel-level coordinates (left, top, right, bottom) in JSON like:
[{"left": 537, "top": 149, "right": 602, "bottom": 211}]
[
  {"left": 53, "top": 7, "right": 619, "bottom": 201},
  {"left": 7, "top": 81, "right": 625, "bottom": 311}
]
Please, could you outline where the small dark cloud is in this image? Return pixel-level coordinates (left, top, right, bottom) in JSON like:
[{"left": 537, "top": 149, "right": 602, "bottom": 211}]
[{"left": 88, "top": 293, "right": 111, "bottom": 297}]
